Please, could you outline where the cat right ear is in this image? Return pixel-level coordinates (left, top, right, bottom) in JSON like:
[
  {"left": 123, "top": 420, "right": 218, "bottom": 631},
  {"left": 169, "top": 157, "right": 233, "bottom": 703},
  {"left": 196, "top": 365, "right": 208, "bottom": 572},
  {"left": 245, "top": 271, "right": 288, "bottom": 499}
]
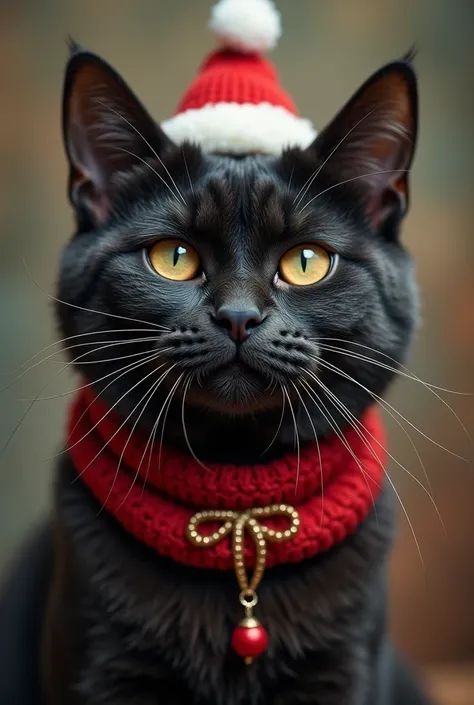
[{"left": 62, "top": 44, "right": 175, "bottom": 226}]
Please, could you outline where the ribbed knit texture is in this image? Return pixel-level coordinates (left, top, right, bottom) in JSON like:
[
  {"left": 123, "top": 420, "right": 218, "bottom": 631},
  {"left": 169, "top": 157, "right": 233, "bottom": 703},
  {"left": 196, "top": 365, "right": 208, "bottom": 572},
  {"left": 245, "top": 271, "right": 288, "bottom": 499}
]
[
  {"left": 175, "top": 50, "right": 298, "bottom": 116},
  {"left": 67, "top": 387, "right": 385, "bottom": 571}
]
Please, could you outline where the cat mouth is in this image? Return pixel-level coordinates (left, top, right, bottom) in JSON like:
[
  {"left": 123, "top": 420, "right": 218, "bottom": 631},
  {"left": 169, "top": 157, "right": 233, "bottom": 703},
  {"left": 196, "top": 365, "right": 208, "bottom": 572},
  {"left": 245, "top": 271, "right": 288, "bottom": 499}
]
[{"left": 186, "top": 358, "right": 280, "bottom": 414}]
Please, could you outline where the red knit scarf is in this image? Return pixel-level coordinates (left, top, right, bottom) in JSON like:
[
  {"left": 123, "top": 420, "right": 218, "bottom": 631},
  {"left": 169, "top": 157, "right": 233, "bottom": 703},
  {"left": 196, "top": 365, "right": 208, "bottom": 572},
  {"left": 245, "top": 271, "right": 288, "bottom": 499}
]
[{"left": 67, "top": 387, "right": 386, "bottom": 571}]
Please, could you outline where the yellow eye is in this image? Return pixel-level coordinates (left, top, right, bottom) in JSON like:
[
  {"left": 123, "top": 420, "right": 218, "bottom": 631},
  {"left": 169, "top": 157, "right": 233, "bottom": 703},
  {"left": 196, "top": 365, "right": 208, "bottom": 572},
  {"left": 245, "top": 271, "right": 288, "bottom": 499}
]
[
  {"left": 279, "top": 244, "right": 332, "bottom": 286},
  {"left": 148, "top": 239, "right": 200, "bottom": 281}
]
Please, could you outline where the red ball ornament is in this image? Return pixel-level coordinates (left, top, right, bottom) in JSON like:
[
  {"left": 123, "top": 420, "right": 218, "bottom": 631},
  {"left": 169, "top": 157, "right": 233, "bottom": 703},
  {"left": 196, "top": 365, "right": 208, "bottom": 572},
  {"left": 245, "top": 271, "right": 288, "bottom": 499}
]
[{"left": 231, "top": 617, "right": 269, "bottom": 664}]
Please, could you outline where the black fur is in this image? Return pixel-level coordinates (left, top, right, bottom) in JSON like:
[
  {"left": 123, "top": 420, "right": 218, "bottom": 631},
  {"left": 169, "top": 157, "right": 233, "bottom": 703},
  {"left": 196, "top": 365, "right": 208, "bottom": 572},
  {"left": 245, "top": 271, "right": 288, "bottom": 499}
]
[{"left": 1, "top": 44, "right": 433, "bottom": 704}]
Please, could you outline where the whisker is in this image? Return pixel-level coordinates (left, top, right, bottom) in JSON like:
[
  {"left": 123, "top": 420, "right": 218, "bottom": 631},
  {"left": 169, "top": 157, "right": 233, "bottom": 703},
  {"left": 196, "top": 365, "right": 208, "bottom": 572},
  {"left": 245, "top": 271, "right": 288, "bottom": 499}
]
[
  {"left": 286, "top": 163, "right": 295, "bottom": 194},
  {"left": 281, "top": 384, "right": 300, "bottom": 495},
  {"left": 72, "top": 361, "right": 172, "bottom": 484},
  {"left": 69, "top": 344, "right": 163, "bottom": 366},
  {"left": 12, "top": 337, "right": 162, "bottom": 398},
  {"left": 100, "top": 373, "right": 165, "bottom": 513},
  {"left": 22, "top": 348, "right": 172, "bottom": 403},
  {"left": 65, "top": 354, "right": 170, "bottom": 448},
  {"left": 182, "top": 147, "right": 195, "bottom": 199},
  {"left": 306, "top": 368, "right": 444, "bottom": 532},
  {"left": 47, "top": 350, "right": 166, "bottom": 462},
  {"left": 22, "top": 258, "right": 170, "bottom": 331},
  {"left": 260, "top": 384, "right": 286, "bottom": 457},
  {"left": 142, "top": 389, "right": 168, "bottom": 493},
  {"left": 293, "top": 106, "right": 379, "bottom": 209},
  {"left": 315, "top": 337, "right": 470, "bottom": 395},
  {"left": 103, "top": 365, "right": 178, "bottom": 513},
  {"left": 298, "top": 375, "right": 378, "bottom": 522},
  {"left": 4, "top": 328, "right": 168, "bottom": 376},
  {"left": 302, "top": 374, "right": 425, "bottom": 572},
  {"left": 318, "top": 341, "right": 471, "bottom": 443},
  {"left": 3, "top": 336, "right": 162, "bottom": 399},
  {"left": 97, "top": 100, "right": 186, "bottom": 206},
  {"left": 0, "top": 338, "right": 163, "bottom": 460},
  {"left": 298, "top": 169, "right": 410, "bottom": 216},
  {"left": 290, "top": 379, "right": 324, "bottom": 526},
  {"left": 181, "top": 373, "right": 211, "bottom": 472},
  {"left": 158, "top": 372, "right": 184, "bottom": 472},
  {"left": 139, "top": 366, "right": 185, "bottom": 490},
  {"left": 311, "top": 355, "right": 468, "bottom": 461},
  {"left": 114, "top": 146, "right": 187, "bottom": 207}
]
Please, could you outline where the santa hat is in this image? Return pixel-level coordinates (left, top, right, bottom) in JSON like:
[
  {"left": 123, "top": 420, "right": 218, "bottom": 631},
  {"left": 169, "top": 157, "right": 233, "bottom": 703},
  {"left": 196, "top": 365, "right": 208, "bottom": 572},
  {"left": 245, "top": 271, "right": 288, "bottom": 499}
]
[{"left": 161, "top": 0, "right": 316, "bottom": 156}]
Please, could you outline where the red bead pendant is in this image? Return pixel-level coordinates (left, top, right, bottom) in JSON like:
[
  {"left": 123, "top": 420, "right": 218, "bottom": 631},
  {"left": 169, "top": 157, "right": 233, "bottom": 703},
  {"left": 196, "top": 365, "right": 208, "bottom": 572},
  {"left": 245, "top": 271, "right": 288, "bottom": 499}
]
[{"left": 231, "top": 617, "right": 269, "bottom": 664}]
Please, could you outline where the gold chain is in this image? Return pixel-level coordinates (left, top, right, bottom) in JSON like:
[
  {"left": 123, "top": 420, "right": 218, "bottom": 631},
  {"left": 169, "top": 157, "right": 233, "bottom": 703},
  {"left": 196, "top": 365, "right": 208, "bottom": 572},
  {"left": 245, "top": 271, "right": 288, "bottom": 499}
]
[{"left": 186, "top": 504, "right": 300, "bottom": 596}]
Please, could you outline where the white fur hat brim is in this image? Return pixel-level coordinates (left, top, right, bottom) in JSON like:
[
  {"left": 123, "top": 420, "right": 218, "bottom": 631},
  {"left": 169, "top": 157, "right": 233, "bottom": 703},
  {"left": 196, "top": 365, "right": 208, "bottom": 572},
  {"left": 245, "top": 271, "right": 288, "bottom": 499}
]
[{"left": 161, "top": 102, "right": 316, "bottom": 156}]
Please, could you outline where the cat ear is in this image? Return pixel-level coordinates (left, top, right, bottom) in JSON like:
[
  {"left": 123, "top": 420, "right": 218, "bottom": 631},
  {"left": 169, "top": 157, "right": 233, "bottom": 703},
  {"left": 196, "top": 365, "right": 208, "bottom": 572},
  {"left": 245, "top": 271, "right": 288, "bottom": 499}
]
[
  {"left": 309, "top": 58, "right": 418, "bottom": 231},
  {"left": 62, "top": 44, "right": 175, "bottom": 226}
]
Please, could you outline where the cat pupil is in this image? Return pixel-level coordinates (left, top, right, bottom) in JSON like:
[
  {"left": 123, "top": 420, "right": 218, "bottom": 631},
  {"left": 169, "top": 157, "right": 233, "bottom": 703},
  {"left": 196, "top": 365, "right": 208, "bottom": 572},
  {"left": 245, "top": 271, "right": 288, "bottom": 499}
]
[
  {"left": 301, "top": 248, "right": 314, "bottom": 273},
  {"left": 173, "top": 246, "right": 186, "bottom": 267}
]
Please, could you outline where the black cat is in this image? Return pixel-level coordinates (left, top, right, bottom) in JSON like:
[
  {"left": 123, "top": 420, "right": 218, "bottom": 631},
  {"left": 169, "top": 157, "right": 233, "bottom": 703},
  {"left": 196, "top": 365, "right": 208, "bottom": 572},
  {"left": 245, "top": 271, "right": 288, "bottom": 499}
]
[{"left": 0, "top": 23, "right": 433, "bottom": 705}]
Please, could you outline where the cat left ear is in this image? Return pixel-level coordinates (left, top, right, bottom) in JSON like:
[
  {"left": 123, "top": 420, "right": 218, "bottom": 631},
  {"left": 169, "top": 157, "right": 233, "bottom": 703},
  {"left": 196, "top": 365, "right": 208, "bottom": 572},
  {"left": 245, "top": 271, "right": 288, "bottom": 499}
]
[
  {"left": 62, "top": 43, "right": 175, "bottom": 226},
  {"left": 308, "top": 57, "right": 418, "bottom": 231}
]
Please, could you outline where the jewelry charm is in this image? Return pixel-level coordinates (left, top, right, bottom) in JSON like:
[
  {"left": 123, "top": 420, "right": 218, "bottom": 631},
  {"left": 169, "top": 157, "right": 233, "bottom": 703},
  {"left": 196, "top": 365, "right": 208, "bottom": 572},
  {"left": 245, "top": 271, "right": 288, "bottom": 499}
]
[{"left": 187, "top": 504, "right": 300, "bottom": 663}]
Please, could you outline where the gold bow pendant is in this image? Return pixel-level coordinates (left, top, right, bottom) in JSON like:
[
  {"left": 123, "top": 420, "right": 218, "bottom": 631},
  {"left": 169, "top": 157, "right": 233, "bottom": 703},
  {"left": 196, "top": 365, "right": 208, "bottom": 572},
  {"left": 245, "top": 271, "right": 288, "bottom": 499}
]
[{"left": 186, "top": 504, "right": 300, "bottom": 664}]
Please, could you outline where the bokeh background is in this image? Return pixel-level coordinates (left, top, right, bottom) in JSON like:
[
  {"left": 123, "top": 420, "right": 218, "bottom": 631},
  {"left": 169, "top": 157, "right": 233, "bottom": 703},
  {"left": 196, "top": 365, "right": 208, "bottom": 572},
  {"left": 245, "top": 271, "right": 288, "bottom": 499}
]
[{"left": 1, "top": 1, "right": 473, "bottom": 702}]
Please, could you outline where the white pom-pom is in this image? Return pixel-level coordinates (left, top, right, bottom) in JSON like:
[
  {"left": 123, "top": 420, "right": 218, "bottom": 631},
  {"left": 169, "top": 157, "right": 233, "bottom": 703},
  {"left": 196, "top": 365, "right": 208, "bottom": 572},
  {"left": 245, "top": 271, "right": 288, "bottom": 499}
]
[{"left": 209, "top": 0, "right": 282, "bottom": 53}]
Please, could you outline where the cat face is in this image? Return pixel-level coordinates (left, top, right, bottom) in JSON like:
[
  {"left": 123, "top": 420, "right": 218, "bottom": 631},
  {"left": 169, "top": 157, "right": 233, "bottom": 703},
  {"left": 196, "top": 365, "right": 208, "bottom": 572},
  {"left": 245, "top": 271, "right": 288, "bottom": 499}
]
[{"left": 57, "top": 46, "right": 418, "bottom": 454}]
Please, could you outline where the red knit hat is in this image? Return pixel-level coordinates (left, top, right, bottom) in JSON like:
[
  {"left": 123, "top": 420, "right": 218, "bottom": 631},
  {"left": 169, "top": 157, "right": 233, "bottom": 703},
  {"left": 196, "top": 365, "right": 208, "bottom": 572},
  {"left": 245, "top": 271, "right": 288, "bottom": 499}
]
[{"left": 161, "top": 0, "right": 316, "bottom": 155}]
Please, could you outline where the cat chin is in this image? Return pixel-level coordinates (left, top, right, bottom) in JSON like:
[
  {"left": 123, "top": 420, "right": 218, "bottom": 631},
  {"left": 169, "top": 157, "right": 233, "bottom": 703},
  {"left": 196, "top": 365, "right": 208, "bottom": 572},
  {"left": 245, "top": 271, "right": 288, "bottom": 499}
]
[{"left": 185, "top": 366, "right": 282, "bottom": 416}]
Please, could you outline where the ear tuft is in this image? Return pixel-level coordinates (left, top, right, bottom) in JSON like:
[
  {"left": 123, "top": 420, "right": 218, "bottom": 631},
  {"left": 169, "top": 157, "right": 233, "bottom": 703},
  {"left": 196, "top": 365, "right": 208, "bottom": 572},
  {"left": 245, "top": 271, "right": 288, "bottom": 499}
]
[
  {"left": 403, "top": 45, "right": 418, "bottom": 64},
  {"left": 67, "top": 36, "right": 82, "bottom": 57}
]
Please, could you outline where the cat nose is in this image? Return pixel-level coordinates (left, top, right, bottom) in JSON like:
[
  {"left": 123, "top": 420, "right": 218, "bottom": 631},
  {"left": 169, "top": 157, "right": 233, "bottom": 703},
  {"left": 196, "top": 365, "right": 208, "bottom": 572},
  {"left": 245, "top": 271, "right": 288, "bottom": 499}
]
[{"left": 214, "top": 307, "right": 263, "bottom": 342}]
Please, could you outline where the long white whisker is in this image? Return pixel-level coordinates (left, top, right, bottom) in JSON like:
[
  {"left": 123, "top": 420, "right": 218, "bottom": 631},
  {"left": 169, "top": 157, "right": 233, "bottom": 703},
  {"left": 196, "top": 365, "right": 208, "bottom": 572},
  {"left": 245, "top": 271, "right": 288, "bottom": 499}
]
[
  {"left": 318, "top": 341, "right": 471, "bottom": 443},
  {"left": 142, "top": 383, "right": 172, "bottom": 492},
  {"left": 103, "top": 365, "right": 179, "bottom": 512},
  {"left": 23, "top": 348, "right": 172, "bottom": 403},
  {"left": 287, "top": 163, "right": 295, "bottom": 194},
  {"left": 101, "top": 373, "right": 165, "bottom": 513},
  {"left": 290, "top": 379, "right": 324, "bottom": 525},
  {"left": 72, "top": 361, "right": 173, "bottom": 483},
  {"left": 298, "top": 376, "right": 378, "bottom": 521},
  {"left": 298, "top": 169, "right": 410, "bottom": 216},
  {"left": 4, "top": 328, "right": 168, "bottom": 376},
  {"left": 281, "top": 384, "right": 300, "bottom": 494},
  {"left": 63, "top": 354, "right": 170, "bottom": 455},
  {"left": 22, "top": 258, "right": 170, "bottom": 331},
  {"left": 158, "top": 373, "right": 184, "bottom": 471},
  {"left": 293, "top": 106, "right": 379, "bottom": 209},
  {"left": 260, "top": 384, "right": 286, "bottom": 457},
  {"left": 301, "top": 373, "right": 425, "bottom": 572},
  {"left": 2, "top": 336, "right": 162, "bottom": 397},
  {"left": 307, "top": 368, "right": 444, "bottom": 532},
  {"left": 47, "top": 351, "right": 165, "bottom": 462},
  {"left": 182, "top": 148, "right": 195, "bottom": 198},
  {"left": 114, "top": 146, "right": 187, "bottom": 207},
  {"left": 312, "top": 355, "right": 467, "bottom": 461},
  {"left": 315, "top": 337, "right": 470, "bottom": 395},
  {"left": 181, "top": 373, "right": 211, "bottom": 471},
  {"left": 0, "top": 338, "right": 162, "bottom": 460},
  {"left": 146, "top": 371, "right": 184, "bottom": 485},
  {"left": 134, "top": 387, "right": 165, "bottom": 498},
  {"left": 97, "top": 100, "right": 186, "bottom": 206}
]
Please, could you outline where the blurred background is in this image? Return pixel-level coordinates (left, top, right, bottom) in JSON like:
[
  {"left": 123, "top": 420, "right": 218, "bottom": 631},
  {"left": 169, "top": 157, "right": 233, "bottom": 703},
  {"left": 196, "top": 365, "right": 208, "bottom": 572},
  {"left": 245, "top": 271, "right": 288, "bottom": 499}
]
[{"left": 0, "top": 1, "right": 473, "bottom": 702}]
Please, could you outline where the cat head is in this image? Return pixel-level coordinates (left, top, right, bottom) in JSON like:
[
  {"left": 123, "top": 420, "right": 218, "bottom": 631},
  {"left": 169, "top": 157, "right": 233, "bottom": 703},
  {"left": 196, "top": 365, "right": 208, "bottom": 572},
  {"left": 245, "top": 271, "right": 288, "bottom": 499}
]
[{"left": 57, "top": 44, "right": 418, "bottom": 460}]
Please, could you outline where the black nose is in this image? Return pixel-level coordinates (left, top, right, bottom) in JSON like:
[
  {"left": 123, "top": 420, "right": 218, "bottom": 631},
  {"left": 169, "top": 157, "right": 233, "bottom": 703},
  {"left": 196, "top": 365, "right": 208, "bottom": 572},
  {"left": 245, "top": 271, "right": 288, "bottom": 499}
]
[{"left": 214, "top": 307, "right": 263, "bottom": 342}]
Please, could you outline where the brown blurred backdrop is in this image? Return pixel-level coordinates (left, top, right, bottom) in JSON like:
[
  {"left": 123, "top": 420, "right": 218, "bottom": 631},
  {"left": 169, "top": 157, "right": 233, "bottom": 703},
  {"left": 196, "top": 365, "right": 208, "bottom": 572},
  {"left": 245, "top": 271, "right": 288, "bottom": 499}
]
[{"left": 1, "top": 1, "right": 473, "bottom": 702}]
